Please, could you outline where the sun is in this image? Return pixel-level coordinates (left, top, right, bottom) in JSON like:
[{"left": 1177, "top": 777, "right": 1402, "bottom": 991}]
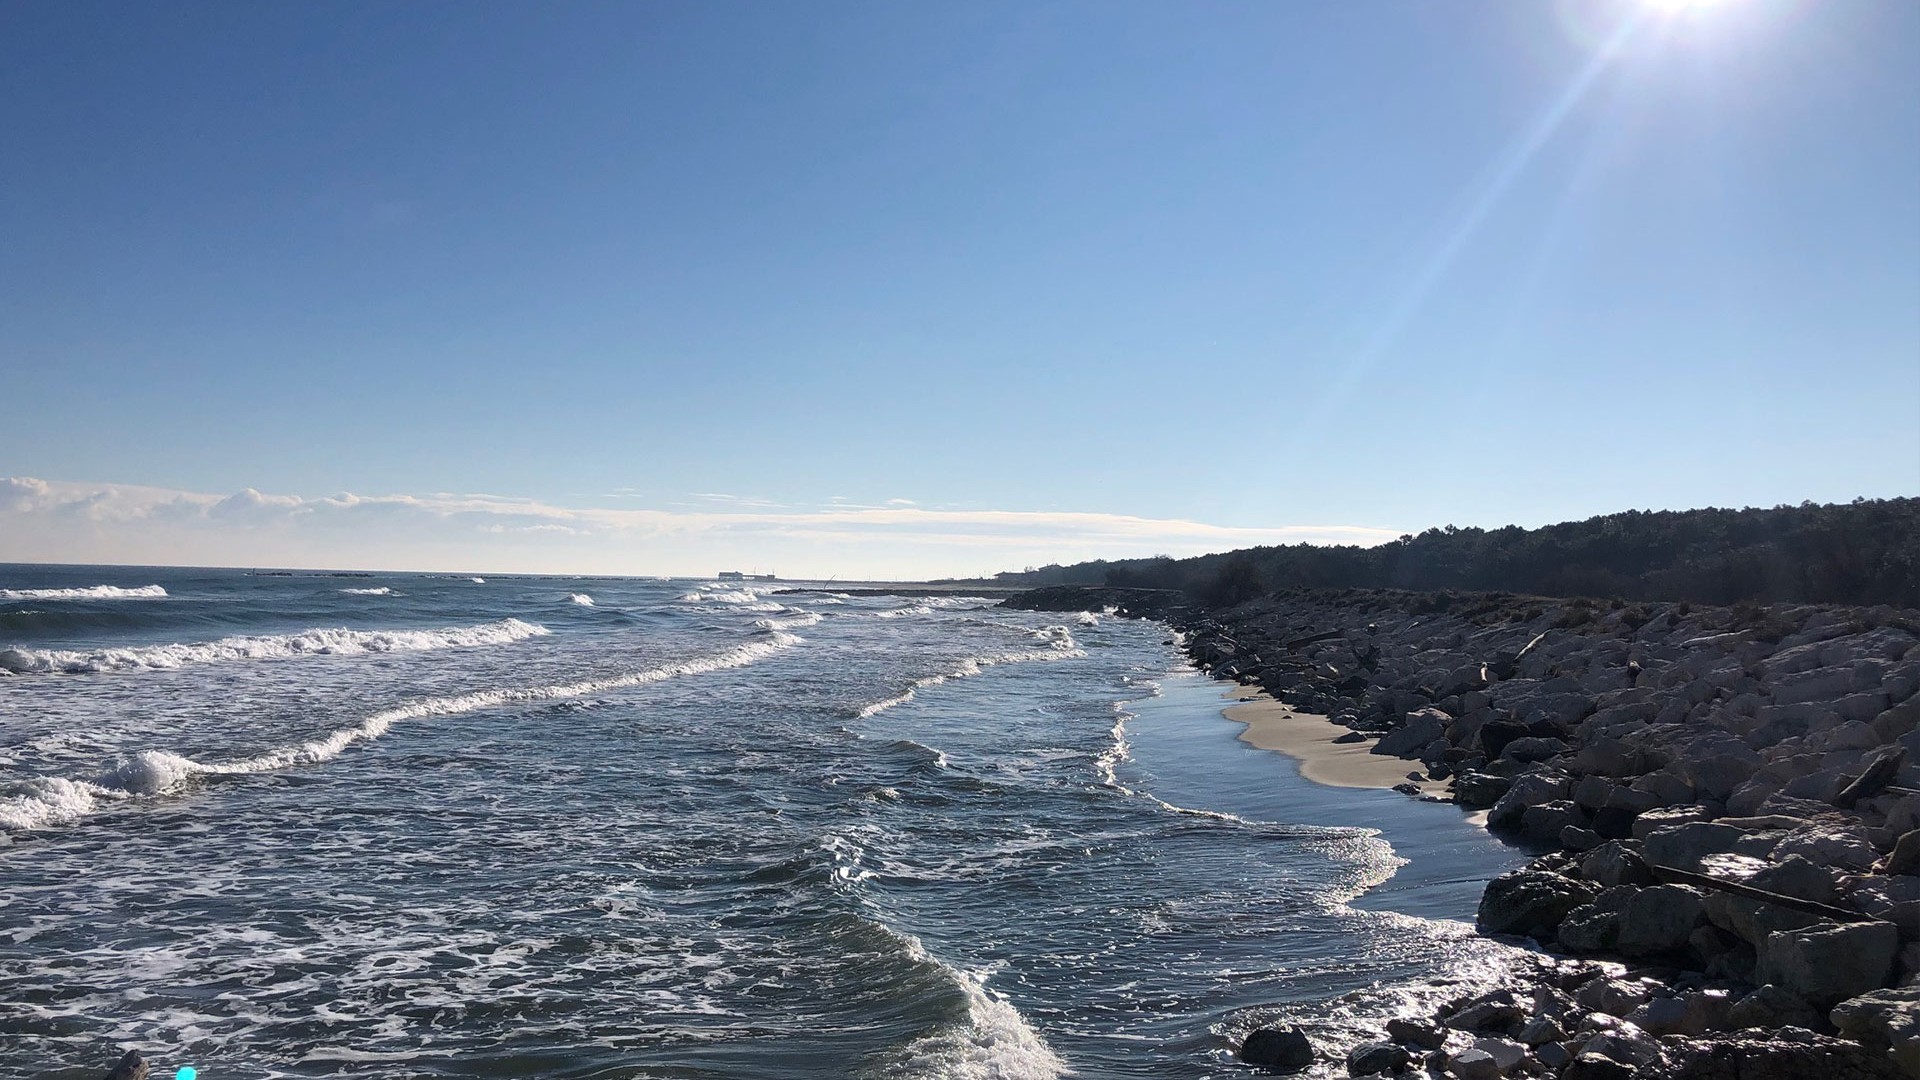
[{"left": 1642, "top": 0, "right": 1738, "bottom": 12}]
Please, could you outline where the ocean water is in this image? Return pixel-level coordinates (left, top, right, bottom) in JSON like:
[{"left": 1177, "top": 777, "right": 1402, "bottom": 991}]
[{"left": 0, "top": 565, "right": 1527, "bottom": 1079}]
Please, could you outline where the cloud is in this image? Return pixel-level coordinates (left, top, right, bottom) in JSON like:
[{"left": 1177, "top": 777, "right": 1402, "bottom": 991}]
[{"left": 0, "top": 475, "right": 1403, "bottom": 578}]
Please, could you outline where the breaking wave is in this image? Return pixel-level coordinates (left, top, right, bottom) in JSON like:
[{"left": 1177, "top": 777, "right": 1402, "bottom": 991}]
[
  {"left": 339, "top": 586, "right": 393, "bottom": 596},
  {"left": 0, "top": 584, "right": 167, "bottom": 601},
  {"left": 861, "top": 920, "right": 1065, "bottom": 1080},
  {"left": 569, "top": 593, "right": 595, "bottom": 607},
  {"left": 854, "top": 632, "right": 1085, "bottom": 719},
  {"left": 0, "top": 618, "right": 552, "bottom": 675},
  {"left": 0, "top": 631, "right": 802, "bottom": 831}
]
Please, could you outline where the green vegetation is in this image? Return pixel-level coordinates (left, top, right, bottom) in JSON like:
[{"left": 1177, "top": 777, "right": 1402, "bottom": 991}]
[{"left": 974, "top": 498, "right": 1920, "bottom": 607}]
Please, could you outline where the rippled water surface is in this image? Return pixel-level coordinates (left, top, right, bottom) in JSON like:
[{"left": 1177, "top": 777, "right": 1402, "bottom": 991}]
[{"left": 1, "top": 565, "right": 1525, "bottom": 1078}]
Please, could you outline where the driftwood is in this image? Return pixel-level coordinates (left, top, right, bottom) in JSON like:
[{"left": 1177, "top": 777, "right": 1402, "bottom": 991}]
[
  {"left": 1646, "top": 862, "right": 1868, "bottom": 923},
  {"left": 1834, "top": 748, "right": 1907, "bottom": 809}
]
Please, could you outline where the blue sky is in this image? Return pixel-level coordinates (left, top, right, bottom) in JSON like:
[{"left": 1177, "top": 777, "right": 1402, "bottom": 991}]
[{"left": 3, "top": 0, "right": 1916, "bottom": 577}]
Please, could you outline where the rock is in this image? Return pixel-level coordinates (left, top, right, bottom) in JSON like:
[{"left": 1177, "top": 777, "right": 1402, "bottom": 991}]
[
  {"left": 1386, "top": 1016, "right": 1445, "bottom": 1050},
  {"left": 1615, "top": 884, "right": 1707, "bottom": 957},
  {"left": 1580, "top": 841, "right": 1655, "bottom": 887},
  {"left": 1626, "top": 995, "right": 1697, "bottom": 1036},
  {"left": 1374, "top": 707, "right": 1449, "bottom": 758},
  {"left": 1520, "top": 800, "right": 1587, "bottom": 845},
  {"left": 1642, "top": 821, "right": 1774, "bottom": 872},
  {"left": 1445, "top": 1048, "right": 1501, "bottom": 1080},
  {"left": 1559, "top": 887, "right": 1634, "bottom": 953},
  {"left": 1775, "top": 822, "right": 1882, "bottom": 873},
  {"left": 1885, "top": 831, "right": 1920, "bottom": 876},
  {"left": 102, "top": 1052, "right": 148, "bottom": 1080},
  {"left": 1477, "top": 869, "right": 1601, "bottom": 939},
  {"left": 1487, "top": 771, "right": 1573, "bottom": 831},
  {"left": 1446, "top": 990, "right": 1527, "bottom": 1034},
  {"left": 1755, "top": 919, "right": 1901, "bottom": 1008},
  {"left": 1728, "top": 983, "right": 1824, "bottom": 1030},
  {"left": 1471, "top": 1036, "right": 1525, "bottom": 1072},
  {"left": 1580, "top": 1026, "right": 1663, "bottom": 1067},
  {"left": 1240, "top": 1026, "right": 1316, "bottom": 1072},
  {"left": 1575, "top": 976, "right": 1659, "bottom": 1017},
  {"left": 1660, "top": 1028, "right": 1909, "bottom": 1080},
  {"left": 1848, "top": 875, "right": 1920, "bottom": 939},
  {"left": 1347, "top": 1040, "right": 1410, "bottom": 1076},
  {"left": 1477, "top": 720, "right": 1533, "bottom": 760},
  {"left": 1633, "top": 805, "right": 1713, "bottom": 840},
  {"left": 1454, "top": 771, "right": 1513, "bottom": 809},
  {"left": 1534, "top": 1042, "right": 1572, "bottom": 1071},
  {"left": 1701, "top": 855, "right": 1838, "bottom": 946},
  {"left": 1517, "top": 1015, "right": 1566, "bottom": 1045},
  {"left": 1831, "top": 988, "right": 1920, "bottom": 1078},
  {"left": 1503, "top": 736, "right": 1568, "bottom": 763}
]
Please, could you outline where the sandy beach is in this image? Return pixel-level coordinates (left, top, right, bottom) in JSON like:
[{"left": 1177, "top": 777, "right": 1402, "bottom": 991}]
[{"left": 1222, "top": 686, "right": 1450, "bottom": 796}]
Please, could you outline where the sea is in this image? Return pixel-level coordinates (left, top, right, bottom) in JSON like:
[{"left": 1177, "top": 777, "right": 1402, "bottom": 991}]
[{"left": 0, "top": 565, "right": 1528, "bottom": 1079}]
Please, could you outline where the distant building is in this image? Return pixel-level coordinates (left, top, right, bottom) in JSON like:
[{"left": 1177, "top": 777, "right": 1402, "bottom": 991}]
[{"left": 718, "top": 571, "right": 746, "bottom": 580}]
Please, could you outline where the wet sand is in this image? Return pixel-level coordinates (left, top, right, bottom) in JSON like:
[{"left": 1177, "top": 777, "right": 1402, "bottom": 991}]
[{"left": 1222, "top": 686, "right": 1450, "bottom": 797}]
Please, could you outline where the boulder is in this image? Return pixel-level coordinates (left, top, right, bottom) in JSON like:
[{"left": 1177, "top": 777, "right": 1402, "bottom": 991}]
[
  {"left": 1831, "top": 988, "right": 1920, "bottom": 1078},
  {"left": 1385, "top": 1017, "right": 1445, "bottom": 1050},
  {"left": 1728, "top": 984, "right": 1824, "bottom": 1030},
  {"left": 1575, "top": 976, "right": 1659, "bottom": 1017},
  {"left": 1487, "top": 771, "right": 1573, "bottom": 831},
  {"left": 102, "top": 1052, "right": 148, "bottom": 1080},
  {"left": 1503, "top": 736, "right": 1568, "bottom": 764},
  {"left": 1849, "top": 876, "right": 1920, "bottom": 940},
  {"left": 1453, "top": 771, "right": 1513, "bottom": 809},
  {"left": 1755, "top": 920, "right": 1901, "bottom": 1009},
  {"left": 1445, "top": 1048, "right": 1501, "bottom": 1080},
  {"left": 1633, "top": 805, "right": 1713, "bottom": 840},
  {"left": 1478, "top": 869, "right": 1601, "bottom": 939},
  {"left": 1374, "top": 708, "right": 1449, "bottom": 758},
  {"left": 1519, "top": 800, "right": 1587, "bottom": 846},
  {"left": 1775, "top": 822, "right": 1882, "bottom": 873},
  {"left": 1347, "top": 1040, "right": 1410, "bottom": 1076},
  {"left": 1642, "top": 821, "right": 1774, "bottom": 872},
  {"left": 1561, "top": 1052, "right": 1635, "bottom": 1080},
  {"left": 1559, "top": 887, "right": 1635, "bottom": 953},
  {"left": 1660, "top": 1029, "right": 1909, "bottom": 1080},
  {"left": 1580, "top": 841, "right": 1655, "bottom": 887},
  {"left": 1615, "top": 884, "right": 1707, "bottom": 957},
  {"left": 1240, "top": 1026, "right": 1316, "bottom": 1072},
  {"left": 1471, "top": 1037, "right": 1525, "bottom": 1073}
]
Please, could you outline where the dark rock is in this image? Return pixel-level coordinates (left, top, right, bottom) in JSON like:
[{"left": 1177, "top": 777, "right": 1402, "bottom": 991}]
[
  {"left": 1727, "top": 983, "right": 1824, "bottom": 1030},
  {"left": 1478, "top": 720, "right": 1531, "bottom": 759},
  {"left": 1561, "top": 1052, "right": 1636, "bottom": 1080},
  {"left": 1755, "top": 919, "right": 1901, "bottom": 1009},
  {"left": 1478, "top": 869, "right": 1602, "bottom": 939},
  {"left": 1385, "top": 1017, "right": 1445, "bottom": 1050},
  {"left": 1615, "top": 884, "right": 1708, "bottom": 957},
  {"left": 1830, "top": 988, "right": 1920, "bottom": 1077},
  {"left": 1660, "top": 1028, "right": 1909, "bottom": 1080},
  {"left": 102, "top": 1052, "right": 147, "bottom": 1080},
  {"left": 1239, "top": 1027, "right": 1315, "bottom": 1073},
  {"left": 1346, "top": 1040, "right": 1410, "bottom": 1076},
  {"left": 1453, "top": 771, "right": 1513, "bottom": 809}
]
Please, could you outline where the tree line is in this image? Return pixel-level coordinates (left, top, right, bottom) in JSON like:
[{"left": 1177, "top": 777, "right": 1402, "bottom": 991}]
[{"left": 969, "top": 498, "right": 1920, "bottom": 608}]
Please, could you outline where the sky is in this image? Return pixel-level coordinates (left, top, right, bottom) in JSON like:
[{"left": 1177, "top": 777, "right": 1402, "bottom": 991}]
[{"left": 2, "top": 0, "right": 1916, "bottom": 578}]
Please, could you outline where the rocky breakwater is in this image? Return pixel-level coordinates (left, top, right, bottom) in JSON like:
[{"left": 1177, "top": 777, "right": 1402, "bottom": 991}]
[{"left": 1005, "top": 585, "right": 1920, "bottom": 1076}]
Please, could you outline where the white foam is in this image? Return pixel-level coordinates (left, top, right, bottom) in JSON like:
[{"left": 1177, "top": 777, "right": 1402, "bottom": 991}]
[
  {"left": 854, "top": 640, "right": 1086, "bottom": 720},
  {"left": 0, "top": 632, "right": 802, "bottom": 832},
  {"left": 885, "top": 931, "right": 1066, "bottom": 1080},
  {"left": 339, "top": 587, "right": 393, "bottom": 596},
  {"left": 470, "top": 577, "right": 486, "bottom": 584},
  {"left": 0, "top": 618, "right": 552, "bottom": 675},
  {"left": 0, "top": 584, "right": 167, "bottom": 600},
  {"left": 754, "top": 609, "right": 824, "bottom": 630},
  {"left": 569, "top": 593, "right": 595, "bottom": 606}
]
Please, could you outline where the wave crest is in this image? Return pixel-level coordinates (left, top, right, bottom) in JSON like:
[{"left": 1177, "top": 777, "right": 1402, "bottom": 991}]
[
  {"left": 0, "top": 618, "right": 552, "bottom": 675},
  {"left": 0, "top": 584, "right": 167, "bottom": 601}
]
